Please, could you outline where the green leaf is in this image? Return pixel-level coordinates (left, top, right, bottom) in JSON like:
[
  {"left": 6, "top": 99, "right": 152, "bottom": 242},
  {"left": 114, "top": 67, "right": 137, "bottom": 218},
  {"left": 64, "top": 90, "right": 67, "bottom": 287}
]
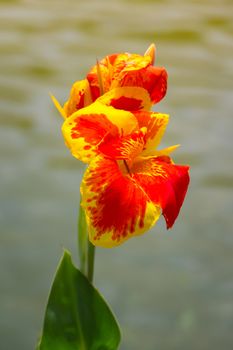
[{"left": 37, "top": 251, "right": 121, "bottom": 350}]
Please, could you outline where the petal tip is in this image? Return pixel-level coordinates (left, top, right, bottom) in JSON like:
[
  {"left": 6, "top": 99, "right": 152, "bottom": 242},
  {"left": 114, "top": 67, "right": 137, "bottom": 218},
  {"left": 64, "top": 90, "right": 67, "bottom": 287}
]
[
  {"left": 50, "top": 93, "right": 66, "bottom": 119},
  {"left": 144, "top": 43, "right": 156, "bottom": 64}
]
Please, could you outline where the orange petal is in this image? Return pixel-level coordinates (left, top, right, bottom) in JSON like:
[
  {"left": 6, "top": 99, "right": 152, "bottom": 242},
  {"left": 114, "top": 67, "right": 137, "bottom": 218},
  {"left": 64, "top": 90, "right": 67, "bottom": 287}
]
[
  {"left": 134, "top": 111, "right": 170, "bottom": 155},
  {"left": 112, "top": 53, "right": 151, "bottom": 79},
  {"left": 63, "top": 79, "right": 92, "bottom": 117},
  {"left": 97, "top": 86, "right": 152, "bottom": 111},
  {"left": 132, "top": 156, "right": 190, "bottom": 228},
  {"left": 98, "top": 129, "right": 146, "bottom": 162},
  {"left": 62, "top": 102, "right": 138, "bottom": 163},
  {"left": 81, "top": 155, "right": 160, "bottom": 247}
]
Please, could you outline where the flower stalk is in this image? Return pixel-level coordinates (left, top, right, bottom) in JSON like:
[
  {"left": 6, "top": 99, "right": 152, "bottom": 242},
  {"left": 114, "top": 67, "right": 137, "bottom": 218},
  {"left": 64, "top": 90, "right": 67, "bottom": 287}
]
[
  {"left": 77, "top": 202, "right": 88, "bottom": 275},
  {"left": 78, "top": 202, "right": 96, "bottom": 283},
  {"left": 87, "top": 240, "right": 95, "bottom": 283}
]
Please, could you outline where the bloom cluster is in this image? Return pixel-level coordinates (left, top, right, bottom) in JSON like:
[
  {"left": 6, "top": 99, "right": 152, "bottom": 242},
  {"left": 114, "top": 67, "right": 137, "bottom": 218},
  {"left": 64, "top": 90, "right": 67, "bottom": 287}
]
[{"left": 52, "top": 44, "right": 190, "bottom": 248}]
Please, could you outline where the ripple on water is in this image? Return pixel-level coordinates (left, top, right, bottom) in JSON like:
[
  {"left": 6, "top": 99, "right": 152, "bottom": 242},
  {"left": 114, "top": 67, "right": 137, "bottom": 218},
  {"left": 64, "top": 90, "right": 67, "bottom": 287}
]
[
  {"left": 201, "top": 174, "right": 233, "bottom": 189},
  {"left": 0, "top": 112, "right": 34, "bottom": 130},
  {"left": 123, "top": 29, "right": 201, "bottom": 43}
]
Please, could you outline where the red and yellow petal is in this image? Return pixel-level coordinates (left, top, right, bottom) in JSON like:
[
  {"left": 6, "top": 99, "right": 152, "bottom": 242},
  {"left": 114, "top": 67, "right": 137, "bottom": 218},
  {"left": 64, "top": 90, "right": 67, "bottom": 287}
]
[
  {"left": 132, "top": 156, "right": 190, "bottom": 229},
  {"left": 97, "top": 87, "right": 152, "bottom": 111},
  {"left": 81, "top": 155, "right": 160, "bottom": 247},
  {"left": 63, "top": 79, "right": 92, "bottom": 118},
  {"left": 112, "top": 53, "right": 151, "bottom": 80},
  {"left": 134, "top": 111, "right": 170, "bottom": 155},
  {"left": 62, "top": 102, "right": 138, "bottom": 163},
  {"left": 112, "top": 64, "right": 167, "bottom": 104},
  {"left": 98, "top": 129, "right": 146, "bottom": 162}
]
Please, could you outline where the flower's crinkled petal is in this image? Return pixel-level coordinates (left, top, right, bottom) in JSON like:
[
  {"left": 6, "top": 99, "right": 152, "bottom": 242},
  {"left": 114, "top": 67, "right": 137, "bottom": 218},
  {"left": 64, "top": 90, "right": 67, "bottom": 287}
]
[
  {"left": 97, "top": 87, "right": 152, "bottom": 111},
  {"left": 142, "top": 66, "right": 168, "bottom": 104},
  {"left": 104, "top": 47, "right": 167, "bottom": 104},
  {"left": 132, "top": 156, "right": 190, "bottom": 229},
  {"left": 112, "top": 53, "right": 151, "bottom": 80},
  {"left": 62, "top": 102, "right": 138, "bottom": 163},
  {"left": 134, "top": 111, "right": 170, "bottom": 156},
  {"left": 63, "top": 79, "right": 92, "bottom": 117},
  {"left": 87, "top": 52, "right": 152, "bottom": 98},
  {"left": 81, "top": 155, "right": 160, "bottom": 247},
  {"left": 88, "top": 53, "right": 150, "bottom": 97},
  {"left": 117, "top": 65, "right": 168, "bottom": 105},
  {"left": 86, "top": 46, "right": 166, "bottom": 105},
  {"left": 98, "top": 129, "right": 146, "bottom": 161}
]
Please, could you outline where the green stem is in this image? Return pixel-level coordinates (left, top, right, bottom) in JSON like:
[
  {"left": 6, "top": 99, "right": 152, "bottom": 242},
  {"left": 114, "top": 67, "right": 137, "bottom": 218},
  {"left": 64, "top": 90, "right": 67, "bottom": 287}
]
[
  {"left": 77, "top": 202, "right": 87, "bottom": 275},
  {"left": 87, "top": 240, "right": 95, "bottom": 283},
  {"left": 77, "top": 201, "right": 95, "bottom": 283}
]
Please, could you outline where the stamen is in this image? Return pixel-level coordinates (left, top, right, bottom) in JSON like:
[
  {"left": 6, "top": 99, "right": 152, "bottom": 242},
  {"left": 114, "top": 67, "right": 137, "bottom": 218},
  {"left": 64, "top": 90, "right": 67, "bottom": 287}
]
[
  {"left": 106, "top": 56, "right": 113, "bottom": 81},
  {"left": 96, "top": 59, "right": 104, "bottom": 96}
]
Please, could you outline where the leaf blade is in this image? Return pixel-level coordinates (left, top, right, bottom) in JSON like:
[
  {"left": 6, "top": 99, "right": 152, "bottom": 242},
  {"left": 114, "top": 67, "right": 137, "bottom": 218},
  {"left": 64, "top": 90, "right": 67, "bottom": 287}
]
[{"left": 38, "top": 251, "right": 121, "bottom": 350}]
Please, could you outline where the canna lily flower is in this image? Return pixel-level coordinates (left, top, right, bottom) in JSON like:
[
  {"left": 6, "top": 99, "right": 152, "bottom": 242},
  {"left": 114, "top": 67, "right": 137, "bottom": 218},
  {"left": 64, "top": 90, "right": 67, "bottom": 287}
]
[
  {"left": 62, "top": 104, "right": 189, "bottom": 247},
  {"left": 52, "top": 44, "right": 167, "bottom": 118}
]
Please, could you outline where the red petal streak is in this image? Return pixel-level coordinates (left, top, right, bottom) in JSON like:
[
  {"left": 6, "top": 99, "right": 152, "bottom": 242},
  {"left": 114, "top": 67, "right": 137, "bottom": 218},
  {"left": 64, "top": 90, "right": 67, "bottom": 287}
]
[
  {"left": 97, "top": 87, "right": 151, "bottom": 112},
  {"left": 132, "top": 157, "right": 190, "bottom": 228},
  {"left": 108, "top": 96, "right": 143, "bottom": 111},
  {"left": 89, "top": 85, "right": 100, "bottom": 102}
]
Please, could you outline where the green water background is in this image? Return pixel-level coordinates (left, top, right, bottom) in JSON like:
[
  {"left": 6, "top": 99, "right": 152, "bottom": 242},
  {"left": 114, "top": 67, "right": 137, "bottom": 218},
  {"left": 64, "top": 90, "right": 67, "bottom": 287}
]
[{"left": 0, "top": 0, "right": 233, "bottom": 349}]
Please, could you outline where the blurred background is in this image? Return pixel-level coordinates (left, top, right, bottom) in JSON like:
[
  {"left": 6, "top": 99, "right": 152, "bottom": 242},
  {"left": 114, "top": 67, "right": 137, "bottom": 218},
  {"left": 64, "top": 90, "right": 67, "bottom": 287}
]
[{"left": 0, "top": 0, "right": 233, "bottom": 349}]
